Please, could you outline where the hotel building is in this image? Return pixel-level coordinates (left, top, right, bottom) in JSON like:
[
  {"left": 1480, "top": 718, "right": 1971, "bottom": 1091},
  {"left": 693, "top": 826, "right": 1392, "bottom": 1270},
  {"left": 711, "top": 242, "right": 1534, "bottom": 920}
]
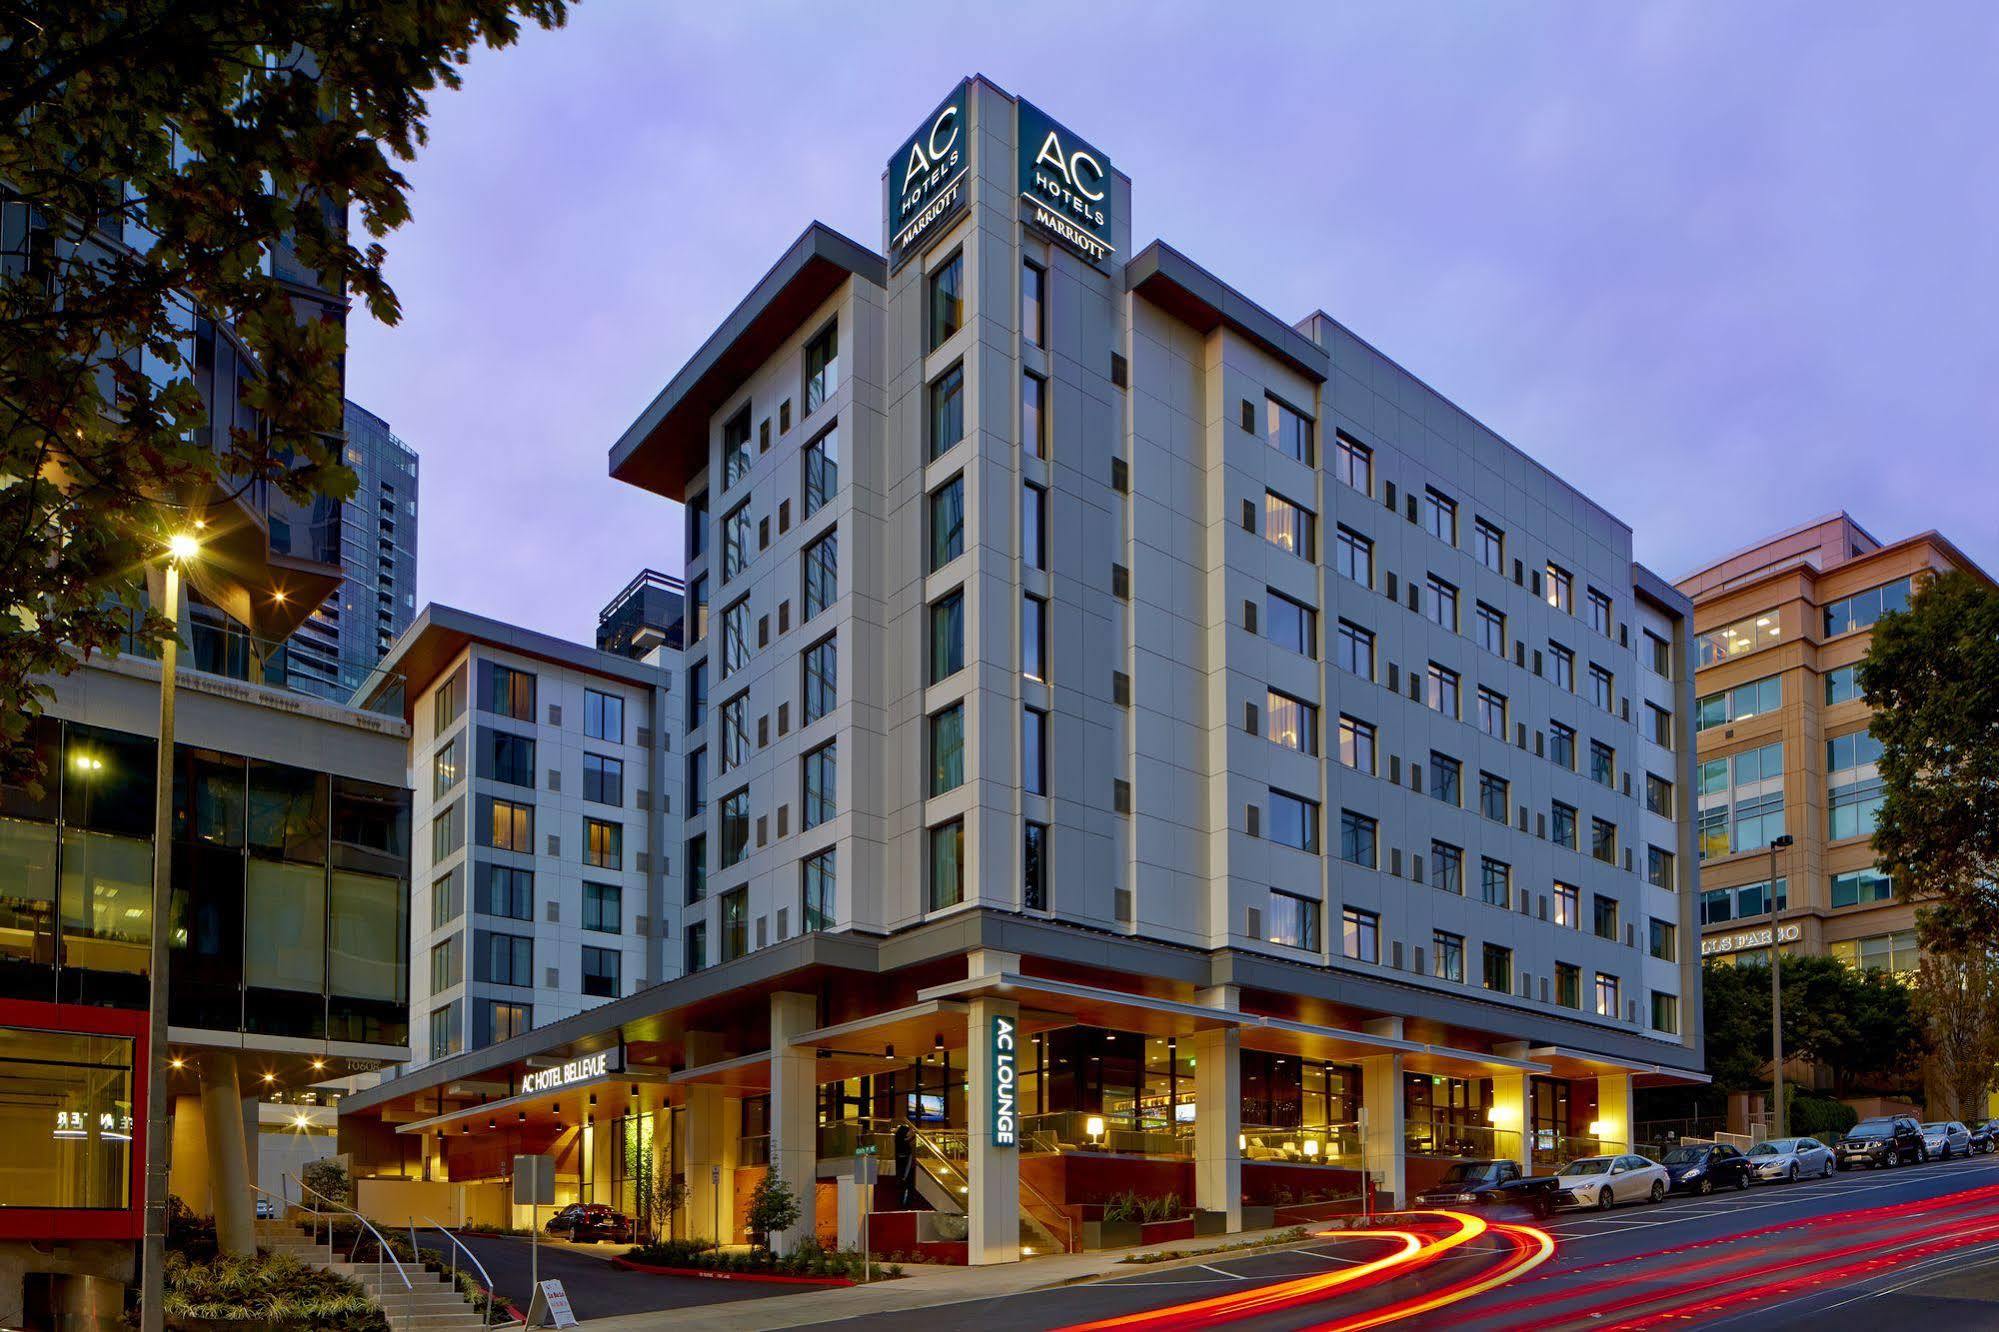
[
  {"left": 336, "top": 76, "right": 1701, "bottom": 1264},
  {"left": 1678, "top": 514, "right": 1993, "bottom": 973}
]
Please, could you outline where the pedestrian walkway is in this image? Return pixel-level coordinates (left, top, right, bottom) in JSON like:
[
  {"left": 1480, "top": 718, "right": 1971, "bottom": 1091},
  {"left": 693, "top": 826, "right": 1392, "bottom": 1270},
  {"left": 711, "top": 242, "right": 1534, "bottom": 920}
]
[{"left": 581, "top": 1223, "right": 1321, "bottom": 1331}]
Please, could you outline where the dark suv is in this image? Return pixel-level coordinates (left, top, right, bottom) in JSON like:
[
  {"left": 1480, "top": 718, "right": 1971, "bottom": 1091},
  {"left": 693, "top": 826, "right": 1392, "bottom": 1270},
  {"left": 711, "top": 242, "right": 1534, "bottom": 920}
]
[{"left": 1836, "top": 1115, "right": 1926, "bottom": 1170}]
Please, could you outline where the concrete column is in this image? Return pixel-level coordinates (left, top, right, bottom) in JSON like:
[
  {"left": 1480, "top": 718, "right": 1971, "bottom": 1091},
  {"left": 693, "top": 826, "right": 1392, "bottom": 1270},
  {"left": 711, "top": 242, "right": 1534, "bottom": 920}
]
[
  {"left": 169, "top": 1094, "right": 211, "bottom": 1214},
  {"left": 768, "top": 992, "right": 819, "bottom": 1253},
  {"left": 966, "top": 995, "right": 1020, "bottom": 1265},
  {"left": 199, "top": 1053, "right": 255, "bottom": 1256},
  {"left": 1192, "top": 1026, "right": 1241, "bottom": 1231},
  {"left": 1490, "top": 1073, "right": 1531, "bottom": 1174},
  {"left": 1358, "top": 1055, "right": 1404, "bottom": 1209},
  {"left": 836, "top": 1174, "right": 865, "bottom": 1251},
  {"left": 683, "top": 1033, "right": 733, "bottom": 1245},
  {"left": 1595, "top": 1073, "right": 1636, "bottom": 1154}
]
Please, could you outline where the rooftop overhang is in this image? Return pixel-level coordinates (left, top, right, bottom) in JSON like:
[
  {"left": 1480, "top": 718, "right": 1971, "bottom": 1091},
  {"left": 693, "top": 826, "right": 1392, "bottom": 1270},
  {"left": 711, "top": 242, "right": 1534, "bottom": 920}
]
[
  {"left": 1530, "top": 1044, "right": 1709, "bottom": 1088},
  {"left": 394, "top": 1069, "right": 674, "bottom": 1137},
  {"left": 607, "top": 222, "right": 886, "bottom": 503},
  {"left": 1125, "top": 241, "right": 1329, "bottom": 386},
  {"left": 918, "top": 972, "right": 1255, "bottom": 1038},
  {"left": 357, "top": 603, "right": 674, "bottom": 716}
]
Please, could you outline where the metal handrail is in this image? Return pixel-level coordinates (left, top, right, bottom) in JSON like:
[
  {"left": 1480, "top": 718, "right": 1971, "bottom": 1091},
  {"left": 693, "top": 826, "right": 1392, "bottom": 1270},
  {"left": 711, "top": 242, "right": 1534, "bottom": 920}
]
[
  {"left": 282, "top": 1172, "right": 412, "bottom": 1292},
  {"left": 1017, "top": 1172, "right": 1076, "bottom": 1254},
  {"left": 421, "top": 1216, "right": 500, "bottom": 1328}
]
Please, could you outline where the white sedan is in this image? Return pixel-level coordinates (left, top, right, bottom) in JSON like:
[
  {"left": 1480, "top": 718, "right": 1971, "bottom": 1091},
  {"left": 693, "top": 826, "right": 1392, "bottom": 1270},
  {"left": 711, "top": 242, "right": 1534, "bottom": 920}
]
[
  {"left": 1747, "top": 1136, "right": 1835, "bottom": 1182},
  {"left": 1921, "top": 1121, "right": 1973, "bottom": 1160},
  {"left": 1555, "top": 1154, "right": 1671, "bottom": 1211}
]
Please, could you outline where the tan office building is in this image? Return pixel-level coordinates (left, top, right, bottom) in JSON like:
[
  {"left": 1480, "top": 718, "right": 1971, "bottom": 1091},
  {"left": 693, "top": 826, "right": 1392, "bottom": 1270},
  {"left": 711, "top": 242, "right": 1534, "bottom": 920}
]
[{"left": 1678, "top": 513, "right": 1992, "bottom": 973}]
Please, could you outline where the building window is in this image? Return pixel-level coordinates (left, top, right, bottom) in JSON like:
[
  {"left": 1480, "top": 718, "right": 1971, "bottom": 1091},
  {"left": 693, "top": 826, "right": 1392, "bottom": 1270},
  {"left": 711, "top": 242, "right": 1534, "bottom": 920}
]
[
  {"left": 1022, "top": 480, "right": 1046, "bottom": 569},
  {"left": 1696, "top": 742, "right": 1785, "bottom": 858},
  {"left": 802, "top": 528, "right": 837, "bottom": 620},
  {"left": 1429, "top": 752, "right": 1462, "bottom": 806},
  {"left": 429, "top": 1004, "right": 460, "bottom": 1060},
  {"left": 1825, "top": 665, "right": 1861, "bottom": 706},
  {"left": 722, "top": 499, "right": 752, "bottom": 580},
  {"left": 1594, "top": 894, "right": 1620, "bottom": 941},
  {"left": 1827, "top": 730, "right": 1885, "bottom": 841},
  {"left": 1332, "top": 432, "right": 1371, "bottom": 492},
  {"left": 1550, "top": 721, "right": 1577, "bottom": 771},
  {"left": 1552, "top": 801, "right": 1577, "bottom": 850},
  {"left": 1431, "top": 840, "right": 1464, "bottom": 894},
  {"left": 1594, "top": 972, "right": 1621, "bottom": 1019},
  {"left": 1342, "top": 907, "right": 1379, "bottom": 962},
  {"left": 928, "top": 250, "right": 964, "bottom": 350},
  {"left": 1649, "top": 917, "right": 1676, "bottom": 961},
  {"left": 1333, "top": 525, "right": 1373, "bottom": 585},
  {"left": 583, "top": 753, "right": 624, "bottom": 806},
  {"left": 721, "top": 406, "right": 753, "bottom": 490},
  {"left": 1023, "top": 822, "right": 1049, "bottom": 911},
  {"left": 1545, "top": 564, "right": 1573, "bottom": 613},
  {"left": 718, "top": 692, "right": 747, "bottom": 773},
  {"left": 1423, "top": 488, "right": 1458, "bottom": 545},
  {"left": 483, "top": 797, "right": 531, "bottom": 853},
  {"left": 1335, "top": 619, "right": 1373, "bottom": 678},
  {"left": 1333, "top": 712, "right": 1371, "bottom": 770},
  {"left": 1647, "top": 703, "right": 1674, "bottom": 748},
  {"left": 1264, "top": 491, "right": 1315, "bottom": 560},
  {"left": 1645, "top": 772, "right": 1673, "bottom": 817},
  {"left": 478, "top": 932, "right": 532, "bottom": 987},
  {"left": 482, "top": 727, "right": 534, "bottom": 788},
  {"left": 1480, "top": 857, "right": 1511, "bottom": 909},
  {"left": 429, "top": 937, "right": 460, "bottom": 993},
  {"left": 580, "top": 946, "right": 620, "bottom": 998},
  {"left": 1266, "top": 591, "right": 1317, "bottom": 658},
  {"left": 1021, "top": 259, "right": 1045, "bottom": 346},
  {"left": 1426, "top": 575, "right": 1459, "bottom": 631},
  {"left": 683, "top": 923, "right": 707, "bottom": 974},
  {"left": 1483, "top": 943, "right": 1513, "bottom": 994},
  {"left": 1590, "top": 740, "right": 1616, "bottom": 788},
  {"left": 1647, "top": 845, "right": 1675, "bottom": 890},
  {"left": 1830, "top": 867, "right": 1894, "bottom": 909},
  {"left": 928, "top": 362, "right": 965, "bottom": 460},
  {"left": 1476, "top": 687, "right": 1507, "bottom": 739},
  {"left": 1268, "top": 789, "right": 1320, "bottom": 853},
  {"left": 1592, "top": 818, "right": 1618, "bottom": 865},
  {"left": 584, "top": 817, "right": 622, "bottom": 870},
  {"left": 685, "top": 834, "right": 707, "bottom": 903},
  {"left": 802, "top": 848, "right": 836, "bottom": 932},
  {"left": 1554, "top": 881, "right": 1579, "bottom": 928},
  {"left": 1256, "top": 690, "right": 1313, "bottom": 756},
  {"left": 1022, "top": 371, "right": 1047, "bottom": 458},
  {"left": 478, "top": 661, "right": 535, "bottom": 721},
  {"left": 1022, "top": 594, "right": 1047, "bottom": 681},
  {"left": 1700, "top": 877, "right": 1788, "bottom": 926},
  {"left": 1426, "top": 663, "right": 1460, "bottom": 719},
  {"left": 929, "top": 819, "right": 965, "bottom": 909},
  {"left": 1475, "top": 602, "right": 1505, "bottom": 656},
  {"left": 803, "top": 424, "right": 840, "bottom": 517},
  {"left": 1555, "top": 963, "right": 1581, "bottom": 1010},
  {"left": 686, "top": 660, "right": 708, "bottom": 730},
  {"left": 928, "top": 475, "right": 964, "bottom": 571},
  {"left": 1651, "top": 992, "right": 1680, "bottom": 1034},
  {"left": 1587, "top": 587, "right": 1614, "bottom": 635},
  {"left": 929, "top": 704, "right": 965, "bottom": 796},
  {"left": 431, "top": 799, "right": 465, "bottom": 861},
  {"left": 1549, "top": 643, "right": 1575, "bottom": 692},
  {"left": 432, "top": 867, "right": 463, "bottom": 928},
  {"left": 685, "top": 747, "right": 707, "bottom": 816},
  {"left": 1829, "top": 929, "right": 1920, "bottom": 977},
  {"left": 1022, "top": 708, "right": 1048, "bottom": 795},
  {"left": 721, "top": 889, "right": 748, "bottom": 961},
  {"left": 1473, "top": 518, "right": 1505, "bottom": 572},
  {"left": 1589, "top": 663, "right": 1615, "bottom": 711},
  {"left": 1823, "top": 577, "right": 1912, "bottom": 638},
  {"left": 802, "top": 742, "right": 837, "bottom": 829},
  {"left": 1697, "top": 610, "right": 1784, "bottom": 668},
  {"left": 1433, "top": 931, "right": 1465, "bottom": 982},
  {"left": 688, "top": 574, "right": 709, "bottom": 644},
  {"left": 686, "top": 491, "right": 710, "bottom": 562},
  {"left": 804, "top": 320, "right": 839, "bottom": 414},
  {"left": 1339, "top": 809, "right": 1378, "bottom": 867},
  {"left": 432, "top": 735, "right": 464, "bottom": 799},
  {"left": 929, "top": 589, "right": 965, "bottom": 683},
  {"left": 584, "top": 689, "right": 624, "bottom": 743},
  {"left": 1478, "top": 771, "right": 1508, "bottom": 823},
  {"left": 476, "top": 999, "right": 530, "bottom": 1047},
  {"left": 1265, "top": 395, "right": 1313, "bottom": 464},
  {"left": 477, "top": 864, "right": 531, "bottom": 920},
  {"left": 434, "top": 665, "right": 467, "bottom": 734},
  {"left": 1268, "top": 891, "right": 1321, "bottom": 950},
  {"left": 582, "top": 881, "right": 621, "bottom": 934},
  {"left": 1646, "top": 631, "right": 1673, "bottom": 678}
]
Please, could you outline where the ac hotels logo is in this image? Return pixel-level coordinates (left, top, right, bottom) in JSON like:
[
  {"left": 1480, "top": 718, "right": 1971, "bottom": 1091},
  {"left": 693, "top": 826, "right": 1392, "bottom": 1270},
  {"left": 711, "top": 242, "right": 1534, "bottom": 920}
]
[
  {"left": 1016, "top": 99, "right": 1116, "bottom": 268},
  {"left": 888, "top": 83, "right": 970, "bottom": 265}
]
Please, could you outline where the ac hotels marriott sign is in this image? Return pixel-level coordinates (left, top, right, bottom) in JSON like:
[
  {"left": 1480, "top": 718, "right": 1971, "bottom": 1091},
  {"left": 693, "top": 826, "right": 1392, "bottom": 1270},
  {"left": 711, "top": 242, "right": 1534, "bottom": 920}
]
[{"left": 887, "top": 82, "right": 968, "bottom": 270}]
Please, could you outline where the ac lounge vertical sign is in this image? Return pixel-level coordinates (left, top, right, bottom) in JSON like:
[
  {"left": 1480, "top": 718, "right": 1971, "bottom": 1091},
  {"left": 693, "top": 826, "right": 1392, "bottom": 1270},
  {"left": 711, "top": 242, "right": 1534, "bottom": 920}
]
[
  {"left": 992, "top": 1014, "right": 1018, "bottom": 1147},
  {"left": 1017, "top": 100, "right": 1115, "bottom": 269},
  {"left": 888, "top": 81, "right": 969, "bottom": 272}
]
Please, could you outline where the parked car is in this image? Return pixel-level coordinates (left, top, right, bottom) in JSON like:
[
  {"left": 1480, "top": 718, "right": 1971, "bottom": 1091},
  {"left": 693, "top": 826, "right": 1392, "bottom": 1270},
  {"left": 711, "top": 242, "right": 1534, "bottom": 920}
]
[
  {"left": 1920, "top": 1121, "right": 1973, "bottom": 1160},
  {"left": 1412, "top": 1159, "right": 1563, "bottom": 1217},
  {"left": 545, "top": 1203, "right": 633, "bottom": 1243},
  {"left": 1970, "top": 1121, "right": 1996, "bottom": 1155},
  {"left": 1658, "top": 1143, "right": 1755, "bottom": 1195},
  {"left": 1836, "top": 1116, "right": 1926, "bottom": 1169},
  {"left": 1746, "top": 1136, "right": 1835, "bottom": 1182},
  {"left": 1554, "top": 1154, "right": 1670, "bottom": 1211}
]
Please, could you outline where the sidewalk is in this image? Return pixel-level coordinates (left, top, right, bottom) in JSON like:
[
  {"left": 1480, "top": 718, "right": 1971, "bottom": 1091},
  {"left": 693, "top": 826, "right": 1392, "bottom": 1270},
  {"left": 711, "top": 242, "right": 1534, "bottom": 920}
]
[{"left": 580, "top": 1224, "right": 1318, "bottom": 1330}]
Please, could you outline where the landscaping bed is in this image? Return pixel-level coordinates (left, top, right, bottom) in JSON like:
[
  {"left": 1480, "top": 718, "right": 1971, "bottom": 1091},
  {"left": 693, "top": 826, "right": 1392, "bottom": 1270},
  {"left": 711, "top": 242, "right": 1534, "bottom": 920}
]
[{"left": 617, "top": 1238, "right": 895, "bottom": 1284}]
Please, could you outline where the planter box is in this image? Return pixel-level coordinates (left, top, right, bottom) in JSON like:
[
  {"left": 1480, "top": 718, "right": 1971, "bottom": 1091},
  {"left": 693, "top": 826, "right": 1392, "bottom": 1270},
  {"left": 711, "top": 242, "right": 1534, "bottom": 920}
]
[
  {"left": 1195, "top": 1210, "right": 1231, "bottom": 1237},
  {"left": 1139, "top": 1218, "right": 1196, "bottom": 1244},
  {"left": 1241, "top": 1205, "right": 1276, "bottom": 1230},
  {"left": 1082, "top": 1219, "right": 1144, "bottom": 1250}
]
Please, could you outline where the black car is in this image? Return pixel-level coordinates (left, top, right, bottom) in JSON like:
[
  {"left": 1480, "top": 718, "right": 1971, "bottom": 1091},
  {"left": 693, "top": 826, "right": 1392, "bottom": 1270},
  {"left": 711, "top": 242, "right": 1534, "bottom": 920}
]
[
  {"left": 1412, "top": 1159, "right": 1562, "bottom": 1217},
  {"left": 1971, "top": 1121, "right": 1998, "bottom": 1155},
  {"left": 1836, "top": 1115, "right": 1926, "bottom": 1170},
  {"left": 1658, "top": 1142, "right": 1755, "bottom": 1195}
]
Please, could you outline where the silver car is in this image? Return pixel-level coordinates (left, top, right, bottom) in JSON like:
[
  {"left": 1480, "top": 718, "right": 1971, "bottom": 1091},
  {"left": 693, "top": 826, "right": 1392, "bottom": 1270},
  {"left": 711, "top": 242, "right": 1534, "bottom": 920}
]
[
  {"left": 1746, "top": 1136, "right": 1835, "bottom": 1182},
  {"left": 1555, "top": 1154, "right": 1671, "bottom": 1210},
  {"left": 1920, "top": 1121, "right": 1973, "bottom": 1160}
]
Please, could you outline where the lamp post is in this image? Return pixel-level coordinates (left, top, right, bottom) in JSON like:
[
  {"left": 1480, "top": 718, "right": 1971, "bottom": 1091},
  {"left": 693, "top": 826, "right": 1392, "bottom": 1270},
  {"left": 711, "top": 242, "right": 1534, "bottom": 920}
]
[
  {"left": 1767, "top": 833, "right": 1796, "bottom": 1140},
  {"left": 140, "top": 531, "right": 197, "bottom": 1332}
]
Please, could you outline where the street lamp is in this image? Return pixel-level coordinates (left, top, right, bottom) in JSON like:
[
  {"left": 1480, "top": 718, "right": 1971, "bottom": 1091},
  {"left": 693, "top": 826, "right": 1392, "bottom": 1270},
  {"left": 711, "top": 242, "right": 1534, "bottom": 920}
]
[
  {"left": 140, "top": 529, "right": 197, "bottom": 1332},
  {"left": 1767, "top": 833, "right": 1796, "bottom": 1140}
]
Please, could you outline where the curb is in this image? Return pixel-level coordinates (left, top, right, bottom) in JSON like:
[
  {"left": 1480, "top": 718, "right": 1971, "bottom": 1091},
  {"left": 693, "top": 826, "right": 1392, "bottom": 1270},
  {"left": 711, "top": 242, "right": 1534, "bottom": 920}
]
[
  {"left": 1045, "top": 1229, "right": 1326, "bottom": 1288},
  {"left": 612, "top": 1256, "right": 856, "bottom": 1287}
]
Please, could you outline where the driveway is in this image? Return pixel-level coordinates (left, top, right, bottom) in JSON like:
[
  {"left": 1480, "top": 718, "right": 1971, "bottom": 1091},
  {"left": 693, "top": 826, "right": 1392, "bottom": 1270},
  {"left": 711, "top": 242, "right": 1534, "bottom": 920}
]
[{"left": 418, "top": 1230, "right": 795, "bottom": 1319}]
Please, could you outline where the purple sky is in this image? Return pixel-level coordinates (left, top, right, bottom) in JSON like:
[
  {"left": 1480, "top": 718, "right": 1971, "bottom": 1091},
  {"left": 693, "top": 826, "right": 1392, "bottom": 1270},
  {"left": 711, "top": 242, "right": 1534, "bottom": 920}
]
[{"left": 346, "top": 2, "right": 1999, "bottom": 644}]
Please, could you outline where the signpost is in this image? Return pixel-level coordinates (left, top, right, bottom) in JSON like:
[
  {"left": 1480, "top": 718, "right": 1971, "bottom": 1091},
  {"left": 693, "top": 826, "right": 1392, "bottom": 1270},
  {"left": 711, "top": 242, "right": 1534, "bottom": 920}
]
[
  {"left": 853, "top": 1154, "right": 879, "bottom": 1284},
  {"left": 514, "top": 1154, "right": 555, "bottom": 1313}
]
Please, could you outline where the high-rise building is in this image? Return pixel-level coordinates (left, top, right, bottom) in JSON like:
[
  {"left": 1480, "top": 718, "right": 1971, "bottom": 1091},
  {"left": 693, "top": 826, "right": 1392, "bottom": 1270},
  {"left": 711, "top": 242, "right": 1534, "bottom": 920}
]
[
  {"left": 1677, "top": 513, "right": 1992, "bottom": 975},
  {"left": 280, "top": 401, "right": 420, "bottom": 701},
  {"left": 335, "top": 77, "right": 1700, "bottom": 1260}
]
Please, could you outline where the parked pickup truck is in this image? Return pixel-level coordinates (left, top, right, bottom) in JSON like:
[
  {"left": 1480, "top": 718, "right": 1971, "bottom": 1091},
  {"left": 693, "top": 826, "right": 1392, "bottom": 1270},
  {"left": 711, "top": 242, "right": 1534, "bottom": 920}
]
[{"left": 1412, "top": 1160, "right": 1562, "bottom": 1217}]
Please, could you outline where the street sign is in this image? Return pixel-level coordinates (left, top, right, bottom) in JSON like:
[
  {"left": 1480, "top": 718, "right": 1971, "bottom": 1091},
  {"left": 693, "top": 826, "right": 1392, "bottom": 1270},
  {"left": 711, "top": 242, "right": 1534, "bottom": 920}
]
[
  {"left": 513, "top": 1154, "right": 555, "bottom": 1205},
  {"left": 527, "top": 1278, "right": 577, "bottom": 1329}
]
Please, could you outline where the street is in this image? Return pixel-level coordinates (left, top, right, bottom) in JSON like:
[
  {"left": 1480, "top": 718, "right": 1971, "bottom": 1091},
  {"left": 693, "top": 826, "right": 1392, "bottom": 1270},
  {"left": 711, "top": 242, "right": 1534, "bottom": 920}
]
[{"left": 822, "top": 1154, "right": 1999, "bottom": 1330}]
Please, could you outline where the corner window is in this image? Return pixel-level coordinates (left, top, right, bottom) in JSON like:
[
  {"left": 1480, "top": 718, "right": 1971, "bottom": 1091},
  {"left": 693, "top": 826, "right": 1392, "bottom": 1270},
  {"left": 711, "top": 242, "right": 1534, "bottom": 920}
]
[
  {"left": 1265, "top": 395, "right": 1314, "bottom": 464},
  {"left": 1021, "top": 259, "right": 1046, "bottom": 347},
  {"left": 929, "top": 475, "right": 965, "bottom": 571},
  {"left": 928, "top": 362, "right": 965, "bottom": 461},
  {"left": 803, "top": 320, "right": 839, "bottom": 415},
  {"left": 928, "top": 589, "right": 965, "bottom": 683},
  {"left": 803, "top": 424, "right": 840, "bottom": 517},
  {"left": 928, "top": 251, "right": 964, "bottom": 351},
  {"left": 929, "top": 819, "right": 965, "bottom": 910}
]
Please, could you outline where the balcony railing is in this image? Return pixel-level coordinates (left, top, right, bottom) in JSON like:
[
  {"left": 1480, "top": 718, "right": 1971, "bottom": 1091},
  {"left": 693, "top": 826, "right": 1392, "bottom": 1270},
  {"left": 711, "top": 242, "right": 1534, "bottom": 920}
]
[{"left": 1405, "top": 1117, "right": 1524, "bottom": 1163}]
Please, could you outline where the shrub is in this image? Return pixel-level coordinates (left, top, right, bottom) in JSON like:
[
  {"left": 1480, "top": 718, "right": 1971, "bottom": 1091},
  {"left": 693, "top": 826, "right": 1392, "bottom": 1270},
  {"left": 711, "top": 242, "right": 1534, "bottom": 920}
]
[
  {"left": 1791, "top": 1092, "right": 1859, "bottom": 1140},
  {"left": 165, "top": 1195, "right": 218, "bottom": 1261},
  {"left": 300, "top": 1159, "right": 351, "bottom": 1207},
  {"left": 624, "top": 1237, "right": 884, "bottom": 1279},
  {"left": 744, "top": 1173, "right": 802, "bottom": 1248},
  {"left": 163, "top": 1251, "right": 387, "bottom": 1332}
]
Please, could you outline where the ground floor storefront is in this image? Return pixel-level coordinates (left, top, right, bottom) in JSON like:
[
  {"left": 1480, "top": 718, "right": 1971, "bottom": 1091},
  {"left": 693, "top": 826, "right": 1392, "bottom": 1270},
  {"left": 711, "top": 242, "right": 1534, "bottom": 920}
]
[{"left": 341, "top": 926, "right": 1701, "bottom": 1265}]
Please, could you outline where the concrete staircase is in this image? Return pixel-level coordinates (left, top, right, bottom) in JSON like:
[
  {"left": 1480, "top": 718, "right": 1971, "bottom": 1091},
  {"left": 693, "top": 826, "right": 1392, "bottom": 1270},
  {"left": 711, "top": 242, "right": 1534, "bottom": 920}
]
[{"left": 254, "top": 1217, "right": 504, "bottom": 1331}]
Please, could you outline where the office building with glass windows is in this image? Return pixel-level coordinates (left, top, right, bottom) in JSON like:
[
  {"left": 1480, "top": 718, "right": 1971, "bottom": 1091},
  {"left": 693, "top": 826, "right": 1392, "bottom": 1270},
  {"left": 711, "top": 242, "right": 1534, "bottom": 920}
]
[
  {"left": 1678, "top": 513, "right": 1992, "bottom": 977},
  {"left": 335, "top": 76, "right": 1701, "bottom": 1263}
]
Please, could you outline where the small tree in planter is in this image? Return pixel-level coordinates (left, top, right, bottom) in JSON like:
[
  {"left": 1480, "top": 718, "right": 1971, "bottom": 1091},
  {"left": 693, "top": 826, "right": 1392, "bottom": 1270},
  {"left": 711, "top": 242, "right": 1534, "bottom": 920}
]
[
  {"left": 301, "top": 1159, "right": 351, "bottom": 1207},
  {"left": 745, "top": 1174, "right": 801, "bottom": 1251}
]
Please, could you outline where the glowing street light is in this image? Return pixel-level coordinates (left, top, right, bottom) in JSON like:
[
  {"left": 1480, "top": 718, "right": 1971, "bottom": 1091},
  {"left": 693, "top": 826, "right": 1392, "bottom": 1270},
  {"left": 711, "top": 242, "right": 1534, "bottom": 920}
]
[{"left": 166, "top": 531, "right": 200, "bottom": 562}]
